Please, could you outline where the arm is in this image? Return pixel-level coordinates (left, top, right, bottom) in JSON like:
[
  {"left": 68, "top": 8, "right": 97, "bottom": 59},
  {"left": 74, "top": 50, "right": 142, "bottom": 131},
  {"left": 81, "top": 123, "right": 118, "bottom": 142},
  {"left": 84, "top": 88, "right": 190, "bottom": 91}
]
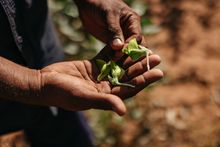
[
  {"left": 0, "top": 45, "right": 163, "bottom": 116},
  {"left": 0, "top": 56, "right": 41, "bottom": 104}
]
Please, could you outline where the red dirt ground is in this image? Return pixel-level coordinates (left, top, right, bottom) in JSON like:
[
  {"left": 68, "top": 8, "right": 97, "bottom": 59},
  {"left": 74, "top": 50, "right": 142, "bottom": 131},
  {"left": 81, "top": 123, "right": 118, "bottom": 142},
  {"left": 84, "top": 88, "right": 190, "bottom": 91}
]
[{"left": 112, "top": 0, "right": 220, "bottom": 147}]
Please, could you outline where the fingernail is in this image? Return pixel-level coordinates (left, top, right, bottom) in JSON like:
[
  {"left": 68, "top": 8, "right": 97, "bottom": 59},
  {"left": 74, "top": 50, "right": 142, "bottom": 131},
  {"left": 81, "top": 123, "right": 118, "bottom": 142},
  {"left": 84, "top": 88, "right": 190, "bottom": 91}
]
[{"left": 112, "top": 38, "right": 123, "bottom": 50}]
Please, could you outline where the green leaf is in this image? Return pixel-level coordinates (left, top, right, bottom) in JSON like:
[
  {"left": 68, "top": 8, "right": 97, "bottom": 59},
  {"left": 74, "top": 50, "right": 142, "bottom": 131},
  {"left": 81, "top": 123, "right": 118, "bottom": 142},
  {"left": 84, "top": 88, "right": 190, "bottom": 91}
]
[
  {"left": 97, "top": 60, "right": 135, "bottom": 88},
  {"left": 110, "top": 61, "right": 125, "bottom": 80},
  {"left": 108, "top": 61, "right": 134, "bottom": 88},
  {"left": 122, "top": 39, "right": 152, "bottom": 70},
  {"left": 96, "top": 59, "right": 106, "bottom": 70},
  {"left": 122, "top": 38, "right": 138, "bottom": 54},
  {"left": 127, "top": 38, "right": 139, "bottom": 50},
  {"left": 97, "top": 61, "right": 111, "bottom": 81},
  {"left": 126, "top": 49, "right": 146, "bottom": 61},
  {"left": 122, "top": 38, "right": 149, "bottom": 61}
]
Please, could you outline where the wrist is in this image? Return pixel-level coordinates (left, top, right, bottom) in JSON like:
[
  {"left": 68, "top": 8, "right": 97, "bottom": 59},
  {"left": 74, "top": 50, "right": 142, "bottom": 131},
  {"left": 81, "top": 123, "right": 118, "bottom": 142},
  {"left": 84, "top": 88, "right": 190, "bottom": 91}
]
[
  {"left": 24, "top": 69, "right": 42, "bottom": 104},
  {"left": 0, "top": 57, "right": 42, "bottom": 104}
]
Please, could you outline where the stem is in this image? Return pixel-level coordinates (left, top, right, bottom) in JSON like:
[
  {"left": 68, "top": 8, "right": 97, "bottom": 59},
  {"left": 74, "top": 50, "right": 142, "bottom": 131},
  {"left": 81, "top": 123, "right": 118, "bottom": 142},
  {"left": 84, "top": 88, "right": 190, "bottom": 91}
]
[
  {"left": 115, "top": 82, "right": 135, "bottom": 88},
  {"left": 108, "top": 75, "right": 135, "bottom": 88},
  {"left": 146, "top": 51, "right": 150, "bottom": 71},
  {"left": 139, "top": 45, "right": 152, "bottom": 71}
]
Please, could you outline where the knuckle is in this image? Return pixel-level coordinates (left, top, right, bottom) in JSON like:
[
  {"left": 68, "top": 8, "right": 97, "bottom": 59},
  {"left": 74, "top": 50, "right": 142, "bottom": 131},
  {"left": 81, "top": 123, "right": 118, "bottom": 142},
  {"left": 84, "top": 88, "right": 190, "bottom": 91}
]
[
  {"left": 130, "top": 12, "right": 141, "bottom": 22},
  {"left": 120, "top": 7, "right": 141, "bottom": 20},
  {"left": 131, "top": 77, "right": 139, "bottom": 85},
  {"left": 107, "top": 26, "right": 120, "bottom": 35},
  {"left": 138, "top": 61, "right": 145, "bottom": 70},
  {"left": 120, "top": 7, "right": 128, "bottom": 16}
]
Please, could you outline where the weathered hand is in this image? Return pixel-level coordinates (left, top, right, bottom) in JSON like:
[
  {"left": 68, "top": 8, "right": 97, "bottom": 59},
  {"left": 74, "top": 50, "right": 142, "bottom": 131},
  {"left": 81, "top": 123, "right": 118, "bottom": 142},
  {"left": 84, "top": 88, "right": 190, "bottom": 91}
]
[
  {"left": 74, "top": 0, "right": 142, "bottom": 50},
  {"left": 39, "top": 46, "right": 163, "bottom": 116}
]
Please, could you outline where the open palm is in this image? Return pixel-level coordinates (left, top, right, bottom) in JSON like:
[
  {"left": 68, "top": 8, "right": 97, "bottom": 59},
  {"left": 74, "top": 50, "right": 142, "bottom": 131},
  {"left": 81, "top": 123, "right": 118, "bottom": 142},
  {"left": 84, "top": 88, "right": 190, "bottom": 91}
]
[{"left": 40, "top": 47, "right": 163, "bottom": 115}]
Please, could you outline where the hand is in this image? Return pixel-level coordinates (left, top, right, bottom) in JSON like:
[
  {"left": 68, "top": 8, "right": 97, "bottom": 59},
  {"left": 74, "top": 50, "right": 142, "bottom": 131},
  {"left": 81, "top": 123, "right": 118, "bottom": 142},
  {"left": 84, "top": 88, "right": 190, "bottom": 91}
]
[
  {"left": 39, "top": 46, "right": 163, "bottom": 116},
  {"left": 74, "top": 0, "right": 142, "bottom": 50}
]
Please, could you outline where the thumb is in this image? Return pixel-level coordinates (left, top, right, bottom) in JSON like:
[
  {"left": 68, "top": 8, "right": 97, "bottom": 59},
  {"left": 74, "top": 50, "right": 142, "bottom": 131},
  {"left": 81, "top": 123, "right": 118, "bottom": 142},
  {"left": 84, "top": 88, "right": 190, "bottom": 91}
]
[
  {"left": 107, "top": 14, "right": 125, "bottom": 50},
  {"left": 91, "top": 92, "right": 127, "bottom": 116},
  {"left": 105, "top": 94, "right": 127, "bottom": 116}
]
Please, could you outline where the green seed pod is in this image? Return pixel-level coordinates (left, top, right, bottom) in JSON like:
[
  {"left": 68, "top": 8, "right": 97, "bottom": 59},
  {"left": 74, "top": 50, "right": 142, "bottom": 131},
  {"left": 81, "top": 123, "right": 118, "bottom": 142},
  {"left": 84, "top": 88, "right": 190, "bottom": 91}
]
[
  {"left": 97, "top": 61, "right": 111, "bottom": 81},
  {"left": 110, "top": 61, "right": 125, "bottom": 80},
  {"left": 108, "top": 61, "right": 134, "bottom": 88}
]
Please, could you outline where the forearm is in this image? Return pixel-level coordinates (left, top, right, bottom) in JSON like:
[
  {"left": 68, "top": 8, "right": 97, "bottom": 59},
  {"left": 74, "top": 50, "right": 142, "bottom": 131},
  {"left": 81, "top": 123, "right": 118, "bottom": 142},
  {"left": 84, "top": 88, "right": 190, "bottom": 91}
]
[{"left": 0, "top": 56, "right": 41, "bottom": 104}]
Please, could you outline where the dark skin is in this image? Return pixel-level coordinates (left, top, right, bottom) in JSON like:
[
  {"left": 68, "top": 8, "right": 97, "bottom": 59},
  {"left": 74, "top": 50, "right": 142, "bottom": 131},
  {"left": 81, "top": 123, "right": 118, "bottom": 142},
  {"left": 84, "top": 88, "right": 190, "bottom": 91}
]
[
  {"left": 74, "top": 0, "right": 142, "bottom": 50},
  {"left": 0, "top": 0, "right": 163, "bottom": 116},
  {"left": 40, "top": 46, "right": 163, "bottom": 115},
  {"left": 0, "top": 46, "right": 162, "bottom": 116}
]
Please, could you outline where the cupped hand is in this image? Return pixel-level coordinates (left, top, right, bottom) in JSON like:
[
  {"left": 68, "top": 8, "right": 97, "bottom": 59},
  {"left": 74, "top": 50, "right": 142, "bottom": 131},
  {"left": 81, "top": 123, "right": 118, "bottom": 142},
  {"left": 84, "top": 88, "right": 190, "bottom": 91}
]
[
  {"left": 40, "top": 47, "right": 163, "bottom": 116},
  {"left": 74, "top": 0, "right": 142, "bottom": 50}
]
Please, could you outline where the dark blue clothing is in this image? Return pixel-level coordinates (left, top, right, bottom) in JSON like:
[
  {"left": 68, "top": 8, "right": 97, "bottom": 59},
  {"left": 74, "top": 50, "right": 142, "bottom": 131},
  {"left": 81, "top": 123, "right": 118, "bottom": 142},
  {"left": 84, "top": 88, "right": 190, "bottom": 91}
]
[
  {"left": 0, "top": 0, "right": 93, "bottom": 146},
  {"left": 0, "top": 0, "right": 64, "bottom": 68}
]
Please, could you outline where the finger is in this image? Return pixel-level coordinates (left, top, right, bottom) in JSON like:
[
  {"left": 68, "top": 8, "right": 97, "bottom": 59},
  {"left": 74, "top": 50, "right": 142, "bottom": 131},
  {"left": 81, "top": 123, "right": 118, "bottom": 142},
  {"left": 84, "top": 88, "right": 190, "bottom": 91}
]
[
  {"left": 123, "top": 54, "right": 161, "bottom": 70},
  {"left": 122, "top": 54, "right": 161, "bottom": 81},
  {"left": 126, "top": 35, "right": 143, "bottom": 45},
  {"left": 112, "top": 69, "right": 163, "bottom": 99},
  {"left": 89, "top": 92, "right": 127, "bottom": 116},
  {"left": 111, "top": 38, "right": 124, "bottom": 51},
  {"left": 120, "top": 9, "right": 142, "bottom": 43},
  {"left": 107, "top": 13, "right": 125, "bottom": 50}
]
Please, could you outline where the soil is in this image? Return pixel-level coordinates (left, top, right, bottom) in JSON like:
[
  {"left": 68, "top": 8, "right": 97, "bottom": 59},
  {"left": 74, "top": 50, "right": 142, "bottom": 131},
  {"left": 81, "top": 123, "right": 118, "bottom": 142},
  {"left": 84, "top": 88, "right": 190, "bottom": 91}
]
[{"left": 112, "top": 0, "right": 220, "bottom": 147}]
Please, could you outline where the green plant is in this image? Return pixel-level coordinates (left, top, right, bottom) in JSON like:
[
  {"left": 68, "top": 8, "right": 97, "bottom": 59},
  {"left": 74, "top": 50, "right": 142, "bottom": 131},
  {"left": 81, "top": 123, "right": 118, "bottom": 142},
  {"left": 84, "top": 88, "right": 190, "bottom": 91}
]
[
  {"left": 122, "top": 38, "right": 152, "bottom": 70},
  {"left": 96, "top": 59, "right": 134, "bottom": 87},
  {"left": 96, "top": 38, "right": 152, "bottom": 88}
]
